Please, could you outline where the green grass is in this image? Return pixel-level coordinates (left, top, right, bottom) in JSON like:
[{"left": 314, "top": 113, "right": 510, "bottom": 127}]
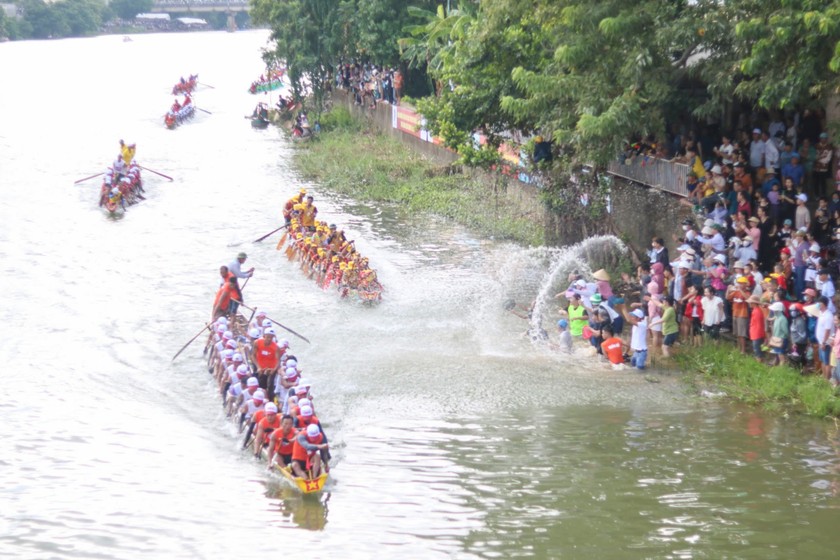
[
  {"left": 294, "top": 108, "right": 545, "bottom": 246},
  {"left": 675, "top": 343, "right": 840, "bottom": 418}
]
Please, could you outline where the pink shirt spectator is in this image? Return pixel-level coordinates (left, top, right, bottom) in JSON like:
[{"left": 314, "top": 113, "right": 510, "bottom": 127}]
[{"left": 596, "top": 279, "right": 613, "bottom": 299}]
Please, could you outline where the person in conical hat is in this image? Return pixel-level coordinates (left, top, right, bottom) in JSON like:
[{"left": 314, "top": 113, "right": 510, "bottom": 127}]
[
  {"left": 593, "top": 269, "right": 610, "bottom": 281},
  {"left": 592, "top": 269, "right": 614, "bottom": 301}
]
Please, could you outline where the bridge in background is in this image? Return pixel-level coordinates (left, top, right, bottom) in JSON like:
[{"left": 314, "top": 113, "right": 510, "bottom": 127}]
[{"left": 150, "top": 0, "right": 250, "bottom": 13}]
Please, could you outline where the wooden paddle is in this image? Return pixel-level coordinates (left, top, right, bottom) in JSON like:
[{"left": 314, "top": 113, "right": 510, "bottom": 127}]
[
  {"left": 254, "top": 224, "right": 288, "bottom": 243},
  {"left": 237, "top": 302, "right": 310, "bottom": 344},
  {"left": 138, "top": 165, "right": 174, "bottom": 181},
  {"left": 74, "top": 172, "right": 104, "bottom": 184},
  {"left": 172, "top": 322, "right": 213, "bottom": 361},
  {"left": 276, "top": 230, "right": 288, "bottom": 249},
  {"left": 197, "top": 107, "right": 212, "bottom": 115},
  {"left": 199, "top": 82, "right": 215, "bottom": 89}
]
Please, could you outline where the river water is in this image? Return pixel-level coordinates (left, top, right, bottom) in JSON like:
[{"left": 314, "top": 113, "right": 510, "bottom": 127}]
[{"left": 1, "top": 30, "right": 839, "bottom": 560}]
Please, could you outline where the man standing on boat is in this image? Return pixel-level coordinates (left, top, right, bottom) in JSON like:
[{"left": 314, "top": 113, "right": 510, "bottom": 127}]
[
  {"left": 229, "top": 252, "right": 254, "bottom": 281},
  {"left": 252, "top": 328, "right": 283, "bottom": 396}
]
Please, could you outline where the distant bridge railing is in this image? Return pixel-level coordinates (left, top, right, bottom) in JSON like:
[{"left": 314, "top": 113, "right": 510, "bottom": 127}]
[
  {"left": 152, "top": 0, "right": 250, "bottom": 9},
  {"left": 606, "top": 156, "right": 690, "bottom": 197}
]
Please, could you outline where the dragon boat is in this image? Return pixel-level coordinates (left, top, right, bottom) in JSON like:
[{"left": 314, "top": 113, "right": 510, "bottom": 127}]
[
  {"left": 164, "top": 103, "right": 195, "bottom": 129},
  {"left": 172, "top": 75, "right": 198, "bottom": 95},
  {"left": 202, "top": 308, "right": 331, "bottom": 495},
  {"left": 278, "top": 217, "right": 383, "bottom": 304}
]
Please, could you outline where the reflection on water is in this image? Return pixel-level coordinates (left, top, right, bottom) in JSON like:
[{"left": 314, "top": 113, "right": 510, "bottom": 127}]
[
  {"left": 262, "top": 482, "right": 330, "bottom": 531},
  {"left": 439, "top": 405, "right": 840, "bottom": 559}
]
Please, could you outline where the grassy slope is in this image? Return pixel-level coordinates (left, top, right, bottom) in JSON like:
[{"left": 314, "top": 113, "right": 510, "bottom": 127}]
[
  {"left": 675, "top": 343, "right": 840, "bottom": 418},
  {"left": 293, "top": 108, "right": 544, "bottom": 246}
]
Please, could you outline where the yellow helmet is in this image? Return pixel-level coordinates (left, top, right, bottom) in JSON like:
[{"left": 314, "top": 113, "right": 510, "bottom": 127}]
[
  {"left": 293, "top": 204, "right": 304, "bottom": 211},
  {"left": 331, "top": 256, "right": 339, "bottom": 263}
]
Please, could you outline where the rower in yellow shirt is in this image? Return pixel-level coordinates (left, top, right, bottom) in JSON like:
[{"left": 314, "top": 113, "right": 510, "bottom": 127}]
[
  {"left": 119, "top": 139, "right": 136, "bottom": 166},
  {"left": 301, "top": 195, "right": 318, "bottom": 231}
]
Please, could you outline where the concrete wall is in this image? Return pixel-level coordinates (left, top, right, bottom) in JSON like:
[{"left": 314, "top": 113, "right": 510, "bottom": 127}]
[
  {"left": 609, "top": 178, "right": 694, "bottom": 259},
  {"left": 331, "top": 90, "right": 460, "bottom": 167}
]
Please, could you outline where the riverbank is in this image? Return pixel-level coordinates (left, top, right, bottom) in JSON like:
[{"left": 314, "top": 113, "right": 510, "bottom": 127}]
[
  {"left": 291, "top": 107, "right": 545, "bottom": 246},
  {"left": 676, "top": 344, "right": 840, "bottom": 418}
]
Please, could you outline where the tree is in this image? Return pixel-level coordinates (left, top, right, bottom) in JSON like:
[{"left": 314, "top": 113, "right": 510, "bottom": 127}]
[
  {"left": 109, "top": 0, "right": 153, "bottom": 21},
  {"left": 250, "top": 0, "right": 345, "bottom": 118},
  {"left": 735, "top": 0, "right": 840, "bottom": 110},
  {"left": 343, "top": 0, "right": 438, "bottom": 67},
  {"left": 19, "top": 0, "right": 69, "bottom": 38},
  {"left": 53, "top": 0, "right": 104, "bottom": 36}
]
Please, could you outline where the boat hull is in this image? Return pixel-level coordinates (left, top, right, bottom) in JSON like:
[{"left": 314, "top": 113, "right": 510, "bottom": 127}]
[{"left": 273, "top": 464, "right": 328, "bottom": 494}]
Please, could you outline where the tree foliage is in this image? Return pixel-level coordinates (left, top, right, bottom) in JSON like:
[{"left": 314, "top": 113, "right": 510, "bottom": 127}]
[
  {"left": 109, "top": 0, "right": 153, "bottom": 21},
  {"left": 16, "top": 0, "right": 104, "bottom": 39},
  {"left": 250, "top": 0, "right": 346, "bottom": 117}
]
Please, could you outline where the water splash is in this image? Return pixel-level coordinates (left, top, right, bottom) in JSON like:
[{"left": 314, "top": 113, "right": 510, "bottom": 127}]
[{"left": 494, "top": 236, "right": 628, "bottom": 338}]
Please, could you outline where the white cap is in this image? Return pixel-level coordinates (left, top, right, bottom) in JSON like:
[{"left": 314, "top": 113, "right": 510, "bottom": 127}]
[
  {"left": 278, "top": 339, "right": 289, "bottom": 348},
  {"left": 300, "top": 405, "right": 313, "bottom": 417},
  {"left": 221, "top": 349, "right": 234, "bottom": 359},
  {"left": 256, "top": 311, "right": 267, "bottom": 317},
  {"left": 215, "top": 316, "right": 228, "bottom": 324},
  {"left": 574, "top": 279, "right": 586, "bottom": 288},
  {"left": 768, "top": 302, "right": 785, "bottom": 312},
  {"left": 236, "top": 364, "right": 250, "bottom": 375},
  {"left": 246, "top": 377, "right": 259, "bottom": 387},
  {"left": 306, "top": 424, "right": 320, "bottom": 437},
  {"left": 264, "top": 328, "right": 276, "bottom": 336},
  {"left": 263, "top": 320, "right": 273, "bottom": 328},
  {"left": 797, "top": 193, "right": 808, "bottom": 202},
  {"left": 810, "top": 243, "right": 820, "bottom": 252},
  {"left": 265, "top": 403, "right": 278, "bottom": 413},
  {"left": 711, "top": 165, "right": 722, "bottom": 174},
  {"left": 713, "top": 254, "right": 726, "bottom": 263},
  {"left": 284, "top": 368, "right": 298, "bottom": 378},
  {"left": 286, "top": 359, "right": 297, "bottom": 368},
  {"left": 232, "top": 352, "right": 243, "bottom": 362},
  {"left": 248, "top": 328, "right": 261, "bottom": 339},
  {"left": 631, "top": 309, "right": 645, "bottom": 319},
  {"left": 253, "top": 390, "right": 265, "bottom": 402},
  {"left": 222, "top": 330, "right": 233, "bottom": 339},
  {"left": 225, "top": 339, "right": 237, "bottom": 349},
  {"left": 298, "top": 398, "right": 311, "bottom": 408}
]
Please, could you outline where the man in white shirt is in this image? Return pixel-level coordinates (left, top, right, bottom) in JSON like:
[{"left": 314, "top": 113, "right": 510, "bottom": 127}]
[
  {"left": 815, "top": 296, "right": 835, "bottom": 379},
  {"left": 625, "top": 308, "right": 648, "bottom": 370},
  {"left": 817, "top": 269, "right": 836, "bottom": 313},
  {"left": 229, "top": 252, "right": 255, "bottom": 280},
  {"left": 749, "top": 128, "right": 765, "bottom": 170},
  {"left": 763, "top": 131, "right": 780, "bottom": 171}
]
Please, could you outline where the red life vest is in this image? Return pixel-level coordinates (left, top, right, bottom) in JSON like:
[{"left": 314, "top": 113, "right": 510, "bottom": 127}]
[
  {"left": 273, "top": 427, "right": 299, "bottom": 456},
  {"left": 296, "top": 414, "right": 319, "bottom": 430},
  {"left": 291, "top": 431, "right": 324, "bottom": 462},
  {"left": 254, "top": 339, "right": 279, "bottom": 369}
]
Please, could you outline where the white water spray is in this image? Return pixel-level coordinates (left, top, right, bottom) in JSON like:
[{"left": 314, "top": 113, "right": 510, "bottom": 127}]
[{"left": 494, "top": 236, "right": 629, "bottom": 338}]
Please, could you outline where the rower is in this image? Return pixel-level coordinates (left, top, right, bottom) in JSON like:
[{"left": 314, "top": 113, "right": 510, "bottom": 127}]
[
  {"left": 251, "top": 328, "right": 282, "bottom": 397},
  {"left": 291, "top": 424, "right": 329, "bottom": 479},
  {"left": 236, "top": 378, "right": 261, "bottom": 429},
  {"left": 295, "top": 404, "right": 319, "bottom": 431},
  {"left": 276, "top": 366, "right": 299, "bottom": 413},
  {"left": 301, "top": 195, "right": 318, "bottom": 231},
  {"left": 252, "top": 402, "right": 280, "bottom": 457},
  {"left": 267, "top": 415, "right": 297, "bottom": 468}
]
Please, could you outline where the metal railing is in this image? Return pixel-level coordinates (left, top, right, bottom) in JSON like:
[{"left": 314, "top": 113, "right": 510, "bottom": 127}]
[
  {"left": 607, "top": 156, "right": 690, "bottom": 197},
  {"left": 153, "top": 0, "right": 248, "bottom": 6}
]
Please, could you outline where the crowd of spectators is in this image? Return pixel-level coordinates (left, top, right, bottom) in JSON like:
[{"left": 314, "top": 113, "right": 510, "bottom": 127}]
[
  {"left": 334, "top": 61, "right": 403, "bottom": 109},
  {"left": 565, "top": 110, "right": 840, "bottom": 387}
]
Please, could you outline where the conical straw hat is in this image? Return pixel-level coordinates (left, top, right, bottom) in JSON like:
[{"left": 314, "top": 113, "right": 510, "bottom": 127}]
[{"left": 593, "top": 269, "right": 610, "bottom": 281}]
